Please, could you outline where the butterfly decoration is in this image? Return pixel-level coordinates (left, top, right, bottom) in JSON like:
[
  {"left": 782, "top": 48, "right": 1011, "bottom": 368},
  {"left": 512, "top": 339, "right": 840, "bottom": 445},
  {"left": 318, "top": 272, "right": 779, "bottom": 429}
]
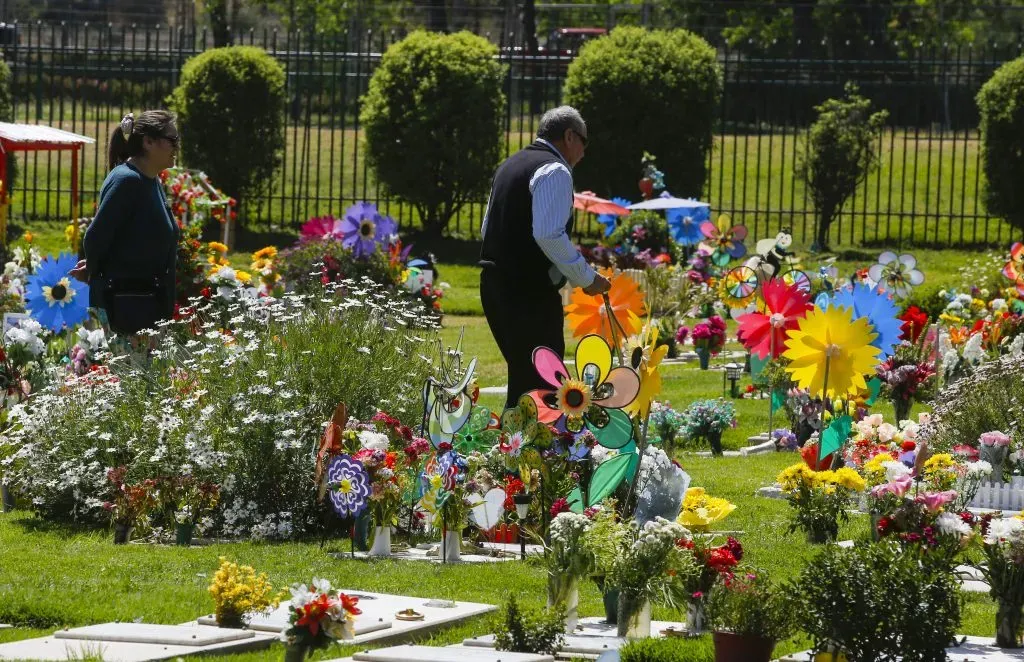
[{"left": 699, "top": 214, "right": 748, "bottom": 267}]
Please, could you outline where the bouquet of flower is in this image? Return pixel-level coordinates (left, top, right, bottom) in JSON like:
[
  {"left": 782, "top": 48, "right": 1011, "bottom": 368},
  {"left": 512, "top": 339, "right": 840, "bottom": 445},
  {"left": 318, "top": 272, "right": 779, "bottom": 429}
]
[
  {"left": 876, "top": 339, "right": 936, "bottom": 421},
  {"left": 691, "top": 315, "right": 727, "bottom": 355},
  {"left": 679, "top": 399, "right": 737, "bottom": 452},
  {"left": 249, "top": 246, "right": 283, "bottom": 297},
  {"left": 102, "top": 466, "right": 156, "bottom": 528},
  {"left": 772, "top": 428, "right": 799, "bottom": 451},
  {"left": 68, "top": 326, "right": 108, "bottom": 377},
  {"left": 609, "top": 517, "right": 696, "bottom": 612},
  {"left": 777, "top": 463, "right": 865, "bottom": 542},
  {"left": 208, "top": 556, "right": 279, "bottom": 628},
  {"left": 422, "top": 449, "right": 479, "bottom": 531},
  {"left": 677, "top": 535, "right": 744, "bottom": 632},
  {"left": 354, "top": 448, "right": 406, "bottom": 528},
  {"left": 677, "top": 487, "right": 736, "bottom": 532},
  {"left": 649, "top": 401, "right": 685, "bottom": 452},
  {"left": 974, "top": 516, "right": 1024, "bottom": 647},
  {"left": 545, "top": 512, "right": 595, "bottom": 615},
  {"left": 874, "top": 488, "right": 973, "bottom": 566},
  {"left": 171, "top": 476, "right": 220, "bottom": 528},
  {"left": 980, "top": 431, "right": 1012, "bottom": 482},
  {"left": 283, "top": 578, "right": 361, "bottom": 654}
]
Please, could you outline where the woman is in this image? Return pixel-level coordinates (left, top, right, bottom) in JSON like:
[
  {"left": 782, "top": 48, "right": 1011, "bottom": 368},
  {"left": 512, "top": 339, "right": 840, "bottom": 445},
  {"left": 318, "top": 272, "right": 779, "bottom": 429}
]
[{"left": 73, "top": 111, "right": 179, "bottom": 336}]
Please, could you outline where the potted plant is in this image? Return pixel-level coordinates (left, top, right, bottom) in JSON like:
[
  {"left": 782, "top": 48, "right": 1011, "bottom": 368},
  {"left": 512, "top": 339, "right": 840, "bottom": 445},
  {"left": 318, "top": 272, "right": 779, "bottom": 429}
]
[
  {"left": 102, "top": 466, "right": 156, "bottom": 544},
  {"left": 172, "top": 477, "right": 220, "bottom": 547},
  {"left": 680, "top": 399, "right": 737, "bottom": 456},
  {"left": 492, "top": 596, "right": 565, "bottom": 656},
  {"left": 543, "top": 511, "right": 595, "bottom": 633},
  {"left": 207, "top": 556, "right": 279, "bottom": 629},
  {"left": 706, "top": 568, "right": 794, "bottom": 662},
  {"left": 777, "top": 463, "right": 864, "bottom": 543},
  {"left": 608, "top": 517, "right": 695, "bottom": 639},
  {"left": 282, "top": 578, "right": 361, "bottom": 661}
]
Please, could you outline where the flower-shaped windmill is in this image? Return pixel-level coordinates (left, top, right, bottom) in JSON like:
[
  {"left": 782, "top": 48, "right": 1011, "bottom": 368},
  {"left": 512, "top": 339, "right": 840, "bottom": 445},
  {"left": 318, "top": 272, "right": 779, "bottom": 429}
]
[
  {"left": 782, "top": 305, "right": 882, "bottom": 398},
  {"left": 623, "top": 325, "right": 668, "bottom": 419},
  {"left": 699, "top": 214, "right": 748, "bottom": 267},
  {"left": 831, "top": 283, "right": 903, "bottom": 359},
  {"left": 422, "top": 335, "right": 477, "bottom": 449},
  {"left": 25, "top": 253, "right": 90, "bottom": 332},
  {"left": 565, "top": 269, "right": 645, "bottom": 342},
  {"left": 1003, "top": 242, "right": 1024, "bottom": 296},
  {"left": 300, "top": 215, "right": 342, "bottom": 242},
  {"left": 529, "top": 334, "right": 640, "bottom": 450},
  {"left": 454, "top": 407, "right": 500, "bottom": 454},
  {"left": 666, "top": 204, "right": 710, "bottom": 247},
  {"left": 736, "top": 279, "right": 813, "bottom": 360},
  {"left": 867, "top": 252, "right": 924, "bottom": 299},
  {"left": 326, "top": 455, "right": 371, "bottom": 519},
  {"left": 340, "top": 202, "right": 397, "bottom": 258}
]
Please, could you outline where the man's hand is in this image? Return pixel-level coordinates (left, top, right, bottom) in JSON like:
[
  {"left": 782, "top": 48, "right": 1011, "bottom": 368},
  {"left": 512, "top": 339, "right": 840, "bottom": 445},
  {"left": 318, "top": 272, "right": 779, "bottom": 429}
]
[
  {"left": 68, "top": 259, "right": 89, "bottom": 283},
  {"left": 582, "top": 272, "right": 611, "bottom": 296}
]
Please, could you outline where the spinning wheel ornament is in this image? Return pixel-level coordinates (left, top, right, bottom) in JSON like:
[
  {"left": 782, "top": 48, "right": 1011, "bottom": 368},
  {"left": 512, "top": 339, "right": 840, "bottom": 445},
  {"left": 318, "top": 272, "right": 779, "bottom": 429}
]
[{"left": 721, "top": 265, "right": 760, "bottom": 309}]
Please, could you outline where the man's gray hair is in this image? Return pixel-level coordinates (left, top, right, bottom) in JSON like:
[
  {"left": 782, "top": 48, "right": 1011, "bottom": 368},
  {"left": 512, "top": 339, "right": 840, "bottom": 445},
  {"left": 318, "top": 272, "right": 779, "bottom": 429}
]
[{"left": 537, "top": 106, "right": 586, "bottom": 142}]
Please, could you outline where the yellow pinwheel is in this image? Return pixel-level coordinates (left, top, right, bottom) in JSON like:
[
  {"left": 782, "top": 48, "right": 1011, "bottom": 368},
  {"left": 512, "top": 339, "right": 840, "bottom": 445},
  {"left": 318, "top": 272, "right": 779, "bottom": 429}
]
[
  {"left": 782, "top": 305, "right": 881, "bottom": 398},
  {"left": 624, "top": 324, "right": 668, "bottom": 419}
]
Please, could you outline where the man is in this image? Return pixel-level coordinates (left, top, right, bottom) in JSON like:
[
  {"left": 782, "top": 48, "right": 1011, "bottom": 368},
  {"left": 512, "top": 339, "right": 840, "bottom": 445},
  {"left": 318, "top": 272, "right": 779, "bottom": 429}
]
[{"left": 479, "top": 106, "right": 611, "bottom": 410}]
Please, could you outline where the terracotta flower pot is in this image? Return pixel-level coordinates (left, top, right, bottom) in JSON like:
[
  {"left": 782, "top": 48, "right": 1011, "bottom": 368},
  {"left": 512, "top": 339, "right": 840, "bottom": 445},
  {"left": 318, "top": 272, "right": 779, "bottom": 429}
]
[{"left": 713, "top": 631, "right": 775, "bottom": 662}]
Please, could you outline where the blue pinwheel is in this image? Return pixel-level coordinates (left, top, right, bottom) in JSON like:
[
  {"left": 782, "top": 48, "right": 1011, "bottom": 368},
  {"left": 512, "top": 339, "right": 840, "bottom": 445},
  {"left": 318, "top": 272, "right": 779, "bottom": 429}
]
[
  {"left": 25, "top": 253, "right": 90, "bottom": 332},
  {"left": 327, "top": 454, "right": 370, "bottom": 518},
  {"left": 340, "top": 201, "right": 397, "bottom": 258},
  {"left": 666, "top": 204, "right": 710, "bottom": 246},
  {"left": 596, "top": 197, "right": 632, "bottom": 238},
  {"left": 831, "top": 283, "right": 903, "bottom": 359}
]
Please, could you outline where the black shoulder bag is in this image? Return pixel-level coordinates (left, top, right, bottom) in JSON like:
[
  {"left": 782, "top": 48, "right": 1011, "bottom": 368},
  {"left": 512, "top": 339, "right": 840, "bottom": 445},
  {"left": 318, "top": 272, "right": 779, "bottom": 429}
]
[{"left": 103, "top": 275, "right": 166, "bottom": 336}]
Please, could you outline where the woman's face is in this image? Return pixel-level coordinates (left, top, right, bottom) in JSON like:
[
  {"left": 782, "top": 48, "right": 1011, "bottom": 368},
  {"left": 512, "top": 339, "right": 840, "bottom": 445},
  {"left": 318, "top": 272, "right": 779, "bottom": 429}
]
[{"left": 143, "top": 122, "right": 178, "bottom": 171}]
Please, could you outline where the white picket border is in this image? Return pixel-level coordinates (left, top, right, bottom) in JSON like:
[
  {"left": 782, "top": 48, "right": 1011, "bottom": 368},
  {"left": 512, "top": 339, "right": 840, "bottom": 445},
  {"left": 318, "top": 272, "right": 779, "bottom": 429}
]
[{"left": 970, "top": 476, "right": 1024, "bottom": 511}]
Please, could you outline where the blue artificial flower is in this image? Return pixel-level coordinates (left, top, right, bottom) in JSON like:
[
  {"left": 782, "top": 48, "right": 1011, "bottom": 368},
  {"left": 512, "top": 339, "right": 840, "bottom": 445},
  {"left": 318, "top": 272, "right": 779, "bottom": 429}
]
[
  {"left": 666, "top": 204, "right": 710, "bottom": 246},
  {"left": 596, "top": 197, "right": 632, "bottom": 238},
  {"left": 831, "top": 283, "right": 903, "bottom": 358},
  {"left": 25, "top": 252, "right": 90, "bottom": 332}
]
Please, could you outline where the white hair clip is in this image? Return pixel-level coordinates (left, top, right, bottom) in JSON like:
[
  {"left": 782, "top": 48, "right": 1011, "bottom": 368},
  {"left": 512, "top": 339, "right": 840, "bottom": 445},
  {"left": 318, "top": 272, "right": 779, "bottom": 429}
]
[{"left": 120, "top": 113, "right": 135, "bottom": 141}]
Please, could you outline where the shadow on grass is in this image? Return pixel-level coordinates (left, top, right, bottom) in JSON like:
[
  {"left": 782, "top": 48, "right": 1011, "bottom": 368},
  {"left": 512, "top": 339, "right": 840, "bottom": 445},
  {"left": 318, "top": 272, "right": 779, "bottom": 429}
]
[{"left": 7, "top": 510, "right": 103, "bottom": 539}]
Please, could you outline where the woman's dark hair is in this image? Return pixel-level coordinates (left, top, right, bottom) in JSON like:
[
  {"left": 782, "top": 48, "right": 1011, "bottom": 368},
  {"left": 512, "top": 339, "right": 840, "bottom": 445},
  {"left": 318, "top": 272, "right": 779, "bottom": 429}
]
[{"left": 107, "top": 110, "right": 176, "bottom": 171}]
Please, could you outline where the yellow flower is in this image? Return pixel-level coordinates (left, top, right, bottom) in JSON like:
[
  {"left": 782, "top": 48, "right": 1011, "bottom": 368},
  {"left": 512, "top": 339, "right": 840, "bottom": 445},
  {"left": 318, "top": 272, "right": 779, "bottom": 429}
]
[
  {"left": 863, "top": 452, "right": 896, "bottom": 486},
  {"left": 678, "top": 486, "right": 736, "bottom": 531},
  {"left": 236, "top": 270, "right": 252, "bottom": 284},
  {"left": 778, "top": 463, "right": 816, "bottom": 492},
  {"left": 208, "top": 556, "right": 277, "bottom": 626},
  {"left": 208, "top": 241, "right": 228, "bottom": 254},
  {"left": 555, "top": 378, "right": 592, "bottom": 419},
  {"left": 832, "top": 467, "right": 866, "bottom": 492},
  {"left": 923, "top": 453, "right": 959, "bottom": 490},
  {"left": 252, "top": 246, "right": 277, "bottom": 260},
  {"left": 22, "top": 231, "right": 32, "bottom": 243},
  {"left": 624, "top": 324, "right": 668, "bottom": 419}
]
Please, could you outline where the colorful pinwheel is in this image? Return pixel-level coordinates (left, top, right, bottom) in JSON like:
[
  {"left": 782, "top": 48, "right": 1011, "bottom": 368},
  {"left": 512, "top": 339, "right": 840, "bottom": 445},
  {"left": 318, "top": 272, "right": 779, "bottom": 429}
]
[
  {"left": 25, "top": 253, "right": 90, "bottom": 332},
  {"left": 422, "top": 337, "right": 477, "bottom": 449},
  {"left": 454, "top": 407, "right": 500, "bottom": 453},
  {"left": 565, "top": 269, "right": 645, "bottom": 342},
  {"left": 340, "top": 202, "right": 397, "bottom": 258},
  {"left": 529, "top": 335, "right": 639, "bottom": 449},
  {"left": 1003, "top": 242, "right": 1024, "bottom": 296},
  {"left": 699, "top": 214, "right": 748, "bottom": 267},
  {"left": 721, "top": 265, "right": 760, "bottom": 310},
  {"left": 499, "top": 394, "right": 554, "bottom": 449},
  {"left": 736, "top": 279, "right": 813, "bottom": 360},
  {"left": 782, "top": 305, "right": 882, "bottom": 398},
  {"left": 623, "top": 325, "right": 668, "bottom": 419},
  {"left": 666, "top": 204, "right": 710, "bottom": 246},
  {"left": 596, "top": 197, "right": 633, "bottom": 238},
  {"left": 831, "top": 283, "right": 903, "bottom": 359},
  {"left": 327, "top": 455, "right": 370, "bottom": 518},
  {"left": 867, "top": 252, "right": 924, "bottom": 299}
]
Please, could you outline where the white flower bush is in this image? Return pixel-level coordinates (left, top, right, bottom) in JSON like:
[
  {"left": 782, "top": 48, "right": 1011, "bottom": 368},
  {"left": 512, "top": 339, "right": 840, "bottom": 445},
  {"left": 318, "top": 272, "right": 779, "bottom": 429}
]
[{"left": 1, "top": 278, "right": 436, "bottom": 539}]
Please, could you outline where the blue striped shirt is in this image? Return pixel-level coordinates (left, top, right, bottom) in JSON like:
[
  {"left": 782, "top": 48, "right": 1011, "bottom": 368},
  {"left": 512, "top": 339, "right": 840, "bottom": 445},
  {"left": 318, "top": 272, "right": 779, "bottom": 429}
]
[{"left": 481, "top": 139, "right": 597, "bottom": 288}]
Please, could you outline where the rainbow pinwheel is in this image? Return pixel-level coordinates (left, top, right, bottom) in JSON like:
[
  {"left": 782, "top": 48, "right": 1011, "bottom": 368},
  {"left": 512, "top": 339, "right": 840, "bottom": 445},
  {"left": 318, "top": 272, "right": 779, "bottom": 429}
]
[
  {"left": 327, "top": 455, "right": 371, "bottom": 518},
  {"left": 624, "top": 325, "right": 669, "bottom": 419},
  {"left": 831, "top": 283, "right": 903, "bottom": 358},
  {"left": 1003, "top": 242, "right": 1024, "bottom": 296},
  {"left": 666, "top": 204, "right": 710, "bottom": 246},
  {"left": 565, "top": 269, "right": 645, "bottom": 342},
  {"left": 699, "top": 214, "right": 748, "bottom": 267},
  {"left": 736, "top": 279, "right": 813, "bottom": 360},
  {"left": 782, "top": 305, "right": 882, "bottom": 398},
  {"left": 529, "top": 334, "right": 639, "bottom": 449},
  {"left": 867, "top": 252, "right": 924, "bottom": 299}
]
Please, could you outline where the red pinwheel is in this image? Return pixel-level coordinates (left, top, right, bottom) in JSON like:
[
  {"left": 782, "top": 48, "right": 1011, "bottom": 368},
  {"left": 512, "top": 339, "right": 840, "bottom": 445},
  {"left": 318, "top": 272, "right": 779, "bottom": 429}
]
[
  {"left": 736, "top": 279, "right": 812, "bottom": 360},
  {"left": 1003, "top": 242, "right": 1024, "bottom": 296},
  {"left": 699, "top": 214, "right": 748, "bottom": 267}
]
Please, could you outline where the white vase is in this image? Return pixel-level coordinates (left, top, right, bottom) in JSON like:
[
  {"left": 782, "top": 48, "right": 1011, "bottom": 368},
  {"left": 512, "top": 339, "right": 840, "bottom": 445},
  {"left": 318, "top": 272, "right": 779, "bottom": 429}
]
[
  {"left": 547, "top": 575, "right": 579, "bottom": 634},
  {"left": 369, "top": 526, "right": 391, "bottom": 557},
  {"left": 616, "top": 593, "right": 651, "bottom": 639},
  {"left": 443, "top": 530, "right": 462, "bottom": 563}
]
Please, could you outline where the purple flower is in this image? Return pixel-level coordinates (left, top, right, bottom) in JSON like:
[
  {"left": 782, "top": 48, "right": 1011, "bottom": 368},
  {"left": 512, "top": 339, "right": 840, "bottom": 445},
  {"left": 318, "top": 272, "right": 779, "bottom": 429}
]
[
  {"left": 340, "top": 202, "right": 397, "bottom": 258},
  {"left": 327, "top": 454, "right": 371, "bottom": 518}
]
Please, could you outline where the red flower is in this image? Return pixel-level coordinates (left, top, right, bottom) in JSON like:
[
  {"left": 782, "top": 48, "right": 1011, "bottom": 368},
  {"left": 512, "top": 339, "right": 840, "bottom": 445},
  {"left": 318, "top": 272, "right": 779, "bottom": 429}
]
[
  {"left": 899, "top": 306, "right": 929, "bottom": 342},
  {"left": 901, "top": 441, "right": 916, "bottom": 452},
  {"left": 295, "top": 593, "right": 332, "bottom": 637},
  {"left": 550, "top": 497, "right": 570, "bottom": 518},
  {"left": 339, "top": 593, "right": 362, "bottom": 616},
  {"left": 724, "top": 536, "right": 744, "bottom": 562},
  {"left": 438, "top": 442, "right": 453, "bottom": 452},
  {"left": 877, "top": 516, "right": 893, "bottom": 536}
]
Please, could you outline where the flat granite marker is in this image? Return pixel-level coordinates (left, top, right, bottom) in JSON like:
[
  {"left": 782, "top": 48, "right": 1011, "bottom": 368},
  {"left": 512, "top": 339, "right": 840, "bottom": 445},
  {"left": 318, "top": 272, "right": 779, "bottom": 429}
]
[
  {"left": 776, "top": 636, "right": 1024, "bottom": 661},
  {"left": 330, "top": 644, "right": 554, "bottom": 662}
]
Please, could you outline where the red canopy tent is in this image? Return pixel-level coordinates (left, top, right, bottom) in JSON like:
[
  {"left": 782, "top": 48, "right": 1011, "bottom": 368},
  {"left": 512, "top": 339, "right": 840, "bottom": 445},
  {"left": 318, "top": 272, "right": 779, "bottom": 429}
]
[{"left": 0, "top": 122, "right": 96, "bottom": 247}]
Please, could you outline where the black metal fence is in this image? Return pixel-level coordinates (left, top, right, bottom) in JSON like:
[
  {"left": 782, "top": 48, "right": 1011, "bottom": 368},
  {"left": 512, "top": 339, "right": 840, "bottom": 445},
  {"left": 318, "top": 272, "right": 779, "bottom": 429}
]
[{"left": 4, "top": 21, "right": 1024, "bottom": 247}]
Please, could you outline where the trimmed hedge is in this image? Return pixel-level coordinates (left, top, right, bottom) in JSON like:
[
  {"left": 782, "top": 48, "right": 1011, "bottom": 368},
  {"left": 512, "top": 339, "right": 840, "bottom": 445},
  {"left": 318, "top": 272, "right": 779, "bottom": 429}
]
[{"left": 978, "top": 56, "right": 1024, "bottom": 231}]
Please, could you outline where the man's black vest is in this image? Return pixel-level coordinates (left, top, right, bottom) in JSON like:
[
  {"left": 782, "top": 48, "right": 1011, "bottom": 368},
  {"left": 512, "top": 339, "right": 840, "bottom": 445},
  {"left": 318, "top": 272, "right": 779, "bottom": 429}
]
[{"left": 479, "top": 141, "right": 574, "bottom": 291}]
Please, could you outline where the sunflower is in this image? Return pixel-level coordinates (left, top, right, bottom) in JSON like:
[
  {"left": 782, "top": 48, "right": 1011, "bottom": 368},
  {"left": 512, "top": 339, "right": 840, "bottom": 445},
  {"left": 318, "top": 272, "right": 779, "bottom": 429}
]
[
  {"left": 782, "top": 305, "right": 881, "bottom": 398},
  {"left": 556, "top": 378, "right": 593, "bottom": 420},
  {"left": 623, "top": 325, "right": 668, "bottom": 419},
  {"left": 565, "top": 268, "right": 645, "bottom": 342}
]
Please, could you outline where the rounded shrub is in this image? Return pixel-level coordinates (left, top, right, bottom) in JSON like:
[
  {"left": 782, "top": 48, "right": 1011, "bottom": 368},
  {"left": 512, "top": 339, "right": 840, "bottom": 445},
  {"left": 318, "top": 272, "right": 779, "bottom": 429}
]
[
  {"left": 360, "top": 31, "right": 505, "bottom": 237},
  {"left": 563, "top": 27, "right": 722, "bottom": 199},
  {"left": 0, "top": 58, "right": 17, "bottom": 193},
  {"left": 169, "top": 46, "right": 286, "bottom": 223},
  {"left": 978, "top": 56, "right": 1024, "bottom": 231}
]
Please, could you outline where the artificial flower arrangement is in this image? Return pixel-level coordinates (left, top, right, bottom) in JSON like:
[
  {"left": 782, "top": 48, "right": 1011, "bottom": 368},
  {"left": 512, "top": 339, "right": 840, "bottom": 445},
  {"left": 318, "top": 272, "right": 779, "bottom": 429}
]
[
  {"left": 163, "top": 474, "right": 221, "bottom": 532},
  {"left": 691, "top": 315, "right": 727, "bottom": 355},
  {"left": 208, "top": 556, "right": 280, "bottom": 629},
  {"left": 679, "top": 399, "right": 737, "bottom": 455},
  {"left": 677, "top": 487, "right": 736, "bottom": 532},
  {"left": 68, "top": 326, "right": 108, "bottom": 377},
  {"left": 844, "top": 413, "right": 926, "bottom": 479},
  {"left": 979, "top": 430, "right": 1012, "bottom": 482},
  {"left": 282, "top": 578, "right": 361, "bottom": 659},
  {"left": 771, "top": 428, "right": 799, "bottom": 451},
  {"left": 777, "top": 463, "right": 865, "bottom": 543},
  {"left": 872, "top": 482, "right": 973, "bottom": 567},
  {"left": 875, "top": 334, "right": 936, "bottom": 422},
  {"left": 648, "top": 400, "right": 685, "bottom": 453}
]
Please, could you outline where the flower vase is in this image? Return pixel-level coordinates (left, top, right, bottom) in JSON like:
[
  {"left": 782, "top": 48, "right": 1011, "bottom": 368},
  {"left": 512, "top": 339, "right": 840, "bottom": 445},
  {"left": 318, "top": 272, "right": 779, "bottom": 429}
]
[
  {"left": 369, "top": 526, "right": 391, "bottom": 557},
  {"left": 284, "top": 643, "right": 310, "bottom": 662},
  {"left": 547, "top": 575, "right": 579, "bottom": 634},
  {"left": 353, "top": 512, "right": 371, "bottom": 551},
  {"left": 443, "top": 529, "right": 462, "bottom": 563},
  {"left": 0, "top": 483, "right": 14, "bottom": 512},
  {"left": 996, "top": 599, "right": 1024, "bottom": 648},
  {"left": 892, "top": 398, "right": 912, "bottom": 423},
  {"left": 712, "top": 631, "right": 775, "bottom": 662},
  {"left": 603, "top": 587, "right": 620, "bottom": 624},
  {"left": 806, "top": 524, "right": 835, "bottom": 544},
  {"left": 113, "top": 523, "right": 134, "bottom": 545},
  {"left": 616, "top": 593, "right": 651, "bottom": 639},
  {"left": 981, "top": 445, "right": 1008, "bottom": 483},
  {"left": 870, "top": 513, "right": 883, "bottom": 542},
  {"left": 686, "top": 600, "right": 705, "bottom": 636},
  {"left": 707, "top": 429, "right": 723, "bottom": 456},
  {"left": 696, "top": 346, "right": 711, "bottom": 370},
  {"left": 175, "top": 522, "right": 194, "bottom": 546}
]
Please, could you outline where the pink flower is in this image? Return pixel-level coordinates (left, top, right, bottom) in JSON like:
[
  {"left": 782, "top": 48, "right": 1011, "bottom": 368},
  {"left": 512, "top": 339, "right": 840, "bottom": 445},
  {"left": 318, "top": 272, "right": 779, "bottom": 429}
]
[
  {"left": 675, "top": 325, "right": 690, "bottom": 344},
  {"left": 980, "top": 431, "right": 1011, "bottom": 447},
  {"left": 917, "top": 490, "right": 957, "bottom": 512},
  {"left": 952, "top": 444, "right": 980, "bottom": 461},
  {"left": 871, "top": 474, "right": 913, "bottom": 499}
]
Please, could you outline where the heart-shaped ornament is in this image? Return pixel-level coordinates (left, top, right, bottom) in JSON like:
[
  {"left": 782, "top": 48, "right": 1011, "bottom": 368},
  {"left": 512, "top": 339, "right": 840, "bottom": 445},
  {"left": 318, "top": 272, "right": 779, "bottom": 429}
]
[{"left": 469, "top": 487, "right": 506, "bottom": 531}]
